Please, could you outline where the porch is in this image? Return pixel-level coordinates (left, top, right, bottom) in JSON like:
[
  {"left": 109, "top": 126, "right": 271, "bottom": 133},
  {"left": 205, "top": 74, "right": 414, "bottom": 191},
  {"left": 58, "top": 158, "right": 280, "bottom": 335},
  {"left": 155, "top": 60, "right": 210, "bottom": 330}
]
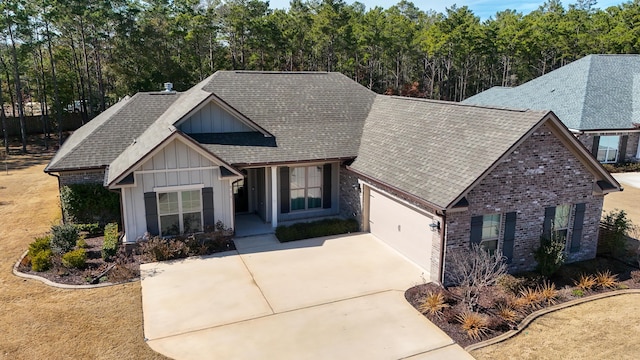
[{"left": 234, "top": 213, "right": 350, "bottom": 238}]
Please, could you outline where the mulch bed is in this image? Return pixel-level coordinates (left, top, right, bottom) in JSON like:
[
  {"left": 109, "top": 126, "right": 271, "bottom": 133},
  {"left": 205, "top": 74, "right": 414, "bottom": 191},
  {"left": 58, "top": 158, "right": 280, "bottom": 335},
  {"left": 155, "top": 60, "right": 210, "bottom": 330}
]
[
  {"left": 17, "top": 233, "right": 237, "bottom": 286},
  {"left": 405, "top": 256, "right": 640, "bottom": 348}
]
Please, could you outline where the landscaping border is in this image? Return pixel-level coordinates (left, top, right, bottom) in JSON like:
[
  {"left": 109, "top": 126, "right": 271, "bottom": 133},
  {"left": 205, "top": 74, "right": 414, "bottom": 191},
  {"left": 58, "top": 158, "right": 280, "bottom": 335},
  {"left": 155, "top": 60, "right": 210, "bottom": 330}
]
[
  {"left": 12, "top": 250, "right": 139, "bottom": 289},
  {"left": 465, "top": 289, "right": 640, "bottom": 352}
]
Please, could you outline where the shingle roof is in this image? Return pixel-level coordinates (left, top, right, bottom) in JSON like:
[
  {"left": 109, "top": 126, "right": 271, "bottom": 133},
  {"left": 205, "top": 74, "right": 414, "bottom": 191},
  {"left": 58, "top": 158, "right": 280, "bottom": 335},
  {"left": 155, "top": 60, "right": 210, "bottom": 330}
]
[
  {"left": 199, "top": 71, "right": 377, "bottom": 164},
  {"left": 350, "top": 97, "right": 550, "bottom": 209},
  {"left": 463, "top": 54, "right": 640, "bottom": 130},
  {"left": 45, "top": 92, "right": 180, "bottom": 172}
]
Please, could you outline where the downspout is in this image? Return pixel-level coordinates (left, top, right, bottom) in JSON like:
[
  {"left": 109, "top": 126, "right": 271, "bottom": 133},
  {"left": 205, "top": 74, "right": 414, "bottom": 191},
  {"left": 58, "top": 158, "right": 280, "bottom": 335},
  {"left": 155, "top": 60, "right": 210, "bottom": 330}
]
[
  {"left": 438, "top": 210, "right": 447, "bottom": 285},
  {"left": 108, "top": 187, "right": 124, "bottom": 241},
  {"left": 46, "top": 172, "right": 64, "bottom": 224}
]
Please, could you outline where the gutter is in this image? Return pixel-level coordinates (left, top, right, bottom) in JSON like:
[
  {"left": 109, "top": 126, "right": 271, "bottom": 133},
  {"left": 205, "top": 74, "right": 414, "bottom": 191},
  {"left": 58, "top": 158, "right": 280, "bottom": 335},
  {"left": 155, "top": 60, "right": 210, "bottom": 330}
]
[
  {"left": 438, "top": 210, "right": 447, "bottom": 285},
  {"left": 46, "top": 171, "right": 64, "bottom": 224}
]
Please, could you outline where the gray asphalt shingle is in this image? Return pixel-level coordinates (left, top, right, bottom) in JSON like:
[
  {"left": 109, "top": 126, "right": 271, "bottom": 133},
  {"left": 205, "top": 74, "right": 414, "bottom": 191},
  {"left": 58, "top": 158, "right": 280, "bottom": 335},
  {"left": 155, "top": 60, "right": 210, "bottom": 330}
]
[
  {"left": 350, "top": 96, "right": 549, "bottom": 208},
  {"left": 463, "top": 54, "right": 640, "bottom": 130}
]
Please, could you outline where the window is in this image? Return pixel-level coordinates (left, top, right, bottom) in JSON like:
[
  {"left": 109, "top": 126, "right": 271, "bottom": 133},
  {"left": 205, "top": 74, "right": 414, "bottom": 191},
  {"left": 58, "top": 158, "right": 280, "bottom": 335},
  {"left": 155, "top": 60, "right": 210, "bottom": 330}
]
[
  {"left": 290, "top": 166, "right": 322, "bottom": 211},
  {"left": 481, "top": 213, "right": 501, "bottom": 254},
  {"left": 158, "top": 189, "right": 202, "bottom": 236},
  {"left": 597, "top": 135, "right": 620, "bottom": 163},
  {"left": 553, "top": 204, "right": 571, "bottom": 241}
]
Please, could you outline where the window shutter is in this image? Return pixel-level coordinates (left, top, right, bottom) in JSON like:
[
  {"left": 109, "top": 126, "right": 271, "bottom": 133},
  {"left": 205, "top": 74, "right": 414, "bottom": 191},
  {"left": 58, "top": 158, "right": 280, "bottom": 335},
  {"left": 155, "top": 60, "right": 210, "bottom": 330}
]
[
  {"left": 591, "top": 135, "right": 600, "bottom": 157},
  {"left": 202, "top": 187, "right": 214, "bottom": 228},
  {"left": 144, "top": 192, "right": 159, "bottom": 236},
  {"left": 280, "top": 167, "right": 290, "bottom": 214},
  {"left": 322, "top": 164, "right": 332, "bottom": 209},
  {"left": 503, "top": 212, "right": 517, "bottom": 264},
  {"left": 470, "top": 215, "right": 483, "bottom": 248},
  {"left": 618, "top": 135, "right": 628, "bottom": 164},
  {"left": 570, "top": 203, "right": 586, "bottom": 253},
  {"left": 543, "top": 206, "right": 556, "bottom": 239}
]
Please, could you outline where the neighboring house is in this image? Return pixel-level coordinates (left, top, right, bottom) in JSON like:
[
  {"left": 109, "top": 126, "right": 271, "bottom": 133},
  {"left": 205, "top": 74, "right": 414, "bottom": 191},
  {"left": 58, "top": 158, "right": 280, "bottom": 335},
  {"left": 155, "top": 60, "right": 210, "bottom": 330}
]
[
  {"left": 463, "top": 54, "right": 640, "bottom": 165},
  {"left": 45, "top": 71, "right": 621, "bottom": 284}
]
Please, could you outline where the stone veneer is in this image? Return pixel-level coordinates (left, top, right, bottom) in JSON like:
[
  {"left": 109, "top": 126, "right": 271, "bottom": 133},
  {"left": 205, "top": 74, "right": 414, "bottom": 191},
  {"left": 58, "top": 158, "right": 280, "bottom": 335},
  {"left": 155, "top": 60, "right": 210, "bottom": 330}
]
[
  {"left": 58, "top": 169, "right": 106, "bottom": 187},
  {"left": 445, "top": 123, "right": 604, "bottom": 279},
  {"left": 339, "top": 167, "right": 362, "bottom": 226}
]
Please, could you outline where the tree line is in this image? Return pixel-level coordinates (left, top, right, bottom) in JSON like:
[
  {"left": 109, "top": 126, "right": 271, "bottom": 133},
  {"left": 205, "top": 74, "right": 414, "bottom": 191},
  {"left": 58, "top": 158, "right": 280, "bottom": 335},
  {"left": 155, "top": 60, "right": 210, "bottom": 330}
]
[{"left": 1, "top": 0, "right": 638, "bottom": 152}]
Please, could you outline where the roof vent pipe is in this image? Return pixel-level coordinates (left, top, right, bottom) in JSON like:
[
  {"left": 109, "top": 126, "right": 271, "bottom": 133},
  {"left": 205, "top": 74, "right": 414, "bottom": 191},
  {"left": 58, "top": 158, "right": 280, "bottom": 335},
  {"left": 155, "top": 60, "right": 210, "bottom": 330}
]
[{"left": 163, "top": 82, "right": 173, "bottom": 92}]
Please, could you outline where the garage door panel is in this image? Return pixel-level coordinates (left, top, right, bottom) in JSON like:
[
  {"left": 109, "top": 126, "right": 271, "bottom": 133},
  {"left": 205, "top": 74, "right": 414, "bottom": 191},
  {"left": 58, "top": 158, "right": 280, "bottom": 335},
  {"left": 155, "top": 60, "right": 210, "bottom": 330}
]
[{"left": 369, "top": 189, "right": 433, "bottom": 271}]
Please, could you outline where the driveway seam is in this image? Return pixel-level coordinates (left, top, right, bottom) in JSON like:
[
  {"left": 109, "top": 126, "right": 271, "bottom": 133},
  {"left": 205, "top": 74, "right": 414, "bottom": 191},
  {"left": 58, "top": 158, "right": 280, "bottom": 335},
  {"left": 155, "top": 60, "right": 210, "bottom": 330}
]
[
  {"left": 397, "top": 343, "right": 460, "bottom": 359},
  {"left": 237, "top": 252, "right": 275, "bottom": 314},
  {"left": 145, "top": 289, "right": 408, "bottom": 342}
]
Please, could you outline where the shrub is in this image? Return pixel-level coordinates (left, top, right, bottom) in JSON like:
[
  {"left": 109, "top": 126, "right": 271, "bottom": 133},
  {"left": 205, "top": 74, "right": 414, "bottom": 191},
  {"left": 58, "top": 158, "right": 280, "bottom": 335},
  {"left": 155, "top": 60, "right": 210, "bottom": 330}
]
[
  {"left": 62, "top": 249, "right": 87, "bottom": 269},
  {"left": 631, "top": 270, "right": 640, "bottom": 283},
  {"left": 496, "top": 274, "right": 525, "bottom": 295},
  {"left": 28, "top": 235, "right": 51, "bottom": 258},
  {"left": 572, "top": 289, "right": 584, "bottom": 297},
  {"left": 574, "top": 274, "right": 596, "bottom": 291},
  {"left": 538, "top": 281, "right": 559, "bottom": 306},
  {"left": 594, "top": 270, "right": 618, "bottom": 289},
  {"left": 496, "top": 303, "right": 519, "bottom": 323},
  {"left": 445, "top": 244, "right": 507, "bottom": 310},
  {"left": 31, "top": 250, "right": 52, "bottom": 272},
  {"left": 74, "top": 223, "right": 102, "bottom": 237},
  {"left": 139, "top": 237, "right": 189, "bottom": 262},
  {"left": 534, "top": 233, "right": 566, "bottom": 277},
  {"left": 456, "top": 311, "right": 490, "bottom": 340},
  {"left": 518, "top": 287, "right": 544, "bottom": 310},
  {"left": 418, "top": 291, "right": 449, "bottom": 318},
  {"left": 76, "top": 237, "right": 88, "bottom": 249},
  {"left": 59, "top": 183, "right": 120, "bottom": 224},
  {"left": 50, "top": 224, "right": 79, "bottom": 254},
  {"left": 275, "top": 218, "right": 359, "bottom": 242},
  {"left": 102, "top": 222, "right": 119, "bottom": 260},
  {"left": 599, "top": 210, "right": 634, "bottom": 257}
]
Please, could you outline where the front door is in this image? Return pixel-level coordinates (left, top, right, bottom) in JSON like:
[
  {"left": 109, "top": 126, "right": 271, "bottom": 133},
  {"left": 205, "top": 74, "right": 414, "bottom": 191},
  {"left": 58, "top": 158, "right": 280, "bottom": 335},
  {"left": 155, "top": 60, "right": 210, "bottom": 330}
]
[{"left": 233, "top": 178, "right": 249, "bottom": 213}]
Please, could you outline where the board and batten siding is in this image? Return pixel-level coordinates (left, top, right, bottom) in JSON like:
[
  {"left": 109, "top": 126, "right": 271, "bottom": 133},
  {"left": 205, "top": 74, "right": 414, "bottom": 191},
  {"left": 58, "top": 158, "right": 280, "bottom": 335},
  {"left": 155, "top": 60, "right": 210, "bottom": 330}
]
[
  {"left": 178, "top": 100, "right": 254, "bottom": 133},
  {"left": 121, "top": 138, "right": 233, "bottom": 242}
]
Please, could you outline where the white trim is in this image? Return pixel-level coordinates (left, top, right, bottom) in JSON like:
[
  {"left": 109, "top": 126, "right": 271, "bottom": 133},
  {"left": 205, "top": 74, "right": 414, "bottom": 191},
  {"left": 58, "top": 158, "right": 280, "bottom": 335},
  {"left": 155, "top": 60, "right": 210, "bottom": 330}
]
[
  {"left": 271, "top": 165, "right": 278, "bottom": 227},
  {"left": 136, "top": 166, "right": 219, "bottom": 175},
  {"left": 120, "top": 189, "right": 129, "bottom": 243},
  {"left": 580, "top": 129, "right": 640, "bottom": 134},
  {"left": 362, "top": 181, "right": 436, "bottom": 219},
  {"left": 153, "top": 184, "right": 205, "bottom": 193}
]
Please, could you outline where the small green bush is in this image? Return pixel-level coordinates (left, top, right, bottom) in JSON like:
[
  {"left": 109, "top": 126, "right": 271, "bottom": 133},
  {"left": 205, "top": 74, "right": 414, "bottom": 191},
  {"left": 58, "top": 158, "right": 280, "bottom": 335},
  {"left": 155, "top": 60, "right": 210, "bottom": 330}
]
[
  {"left": 534, "top": 233, "right": 566, "bottom": 277},
  {"left": 50, "top": 224, "right": 80, "bottom": 254},
  {"left": 31, "top": 250, "right": 52, "bottom": 272},
  {"left": 28, "top": 235, "right": 51, "bottom": 258},
  {"left": 599, "top": 209, "right": 634, "bottom": 257},
  {"left": 62, "top": 248, "right": 87, "bottom": 269},
  {"left": 275, "top": 218, "right": 359, "bottom": 242},
  {"left": 74, "top": 223, "right": 102, "bottom": 237},
  {"left": 571, "top": 289, "right": 584, "bottom": 297},
  {"left": 59, "top": 183, "right": 120, "bottom": 224},
  {"left": 76, "top": 237, "right": 88, "bottom": 249},
  {"left": 102, "top": 222, "right": 119, "bottom": 260}
]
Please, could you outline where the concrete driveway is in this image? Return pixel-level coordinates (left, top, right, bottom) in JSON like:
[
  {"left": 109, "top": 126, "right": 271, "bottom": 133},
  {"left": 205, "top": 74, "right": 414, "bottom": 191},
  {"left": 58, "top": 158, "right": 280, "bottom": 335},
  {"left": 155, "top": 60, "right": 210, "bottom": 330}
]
[
  {"left": 140, "top": 233, "right": 473, "bottom": 359},
  {"left": 613, "top": 172, "right": 640, "bottom": 189}
]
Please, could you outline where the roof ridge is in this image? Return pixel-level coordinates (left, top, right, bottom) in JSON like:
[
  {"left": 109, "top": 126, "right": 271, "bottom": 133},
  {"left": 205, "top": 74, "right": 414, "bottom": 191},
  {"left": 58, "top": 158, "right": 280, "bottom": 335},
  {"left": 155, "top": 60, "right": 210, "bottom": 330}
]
[
  {"left": 231, "top": 71, "right": 330, "bottom": 75},
  {"left": 385, "top": 95, "right": 540, "bottom": 113},
  {"left": 578, "top": 55, "right": 597, "bottom": 128}
]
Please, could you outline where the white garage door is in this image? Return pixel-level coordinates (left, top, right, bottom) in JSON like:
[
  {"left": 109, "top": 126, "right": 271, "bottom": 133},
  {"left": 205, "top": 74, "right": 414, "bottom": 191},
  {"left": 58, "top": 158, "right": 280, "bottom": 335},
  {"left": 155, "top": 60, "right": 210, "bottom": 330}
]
[{"left": 369, "top": 188, "right": 433, "bottom": 271}]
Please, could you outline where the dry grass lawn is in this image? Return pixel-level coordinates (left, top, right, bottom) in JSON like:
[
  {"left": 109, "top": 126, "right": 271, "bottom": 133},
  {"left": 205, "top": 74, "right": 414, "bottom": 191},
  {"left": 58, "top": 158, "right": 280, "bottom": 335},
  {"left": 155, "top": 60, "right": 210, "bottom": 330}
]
[
  {"left": 0, "top": 155, "right": 167, "bottom": 360},
  {"left": 471, "top": 294, "right": 640, "bottom": 360},
  {"left": 603, "top": 180, "right": 640, "bottom": 227}
]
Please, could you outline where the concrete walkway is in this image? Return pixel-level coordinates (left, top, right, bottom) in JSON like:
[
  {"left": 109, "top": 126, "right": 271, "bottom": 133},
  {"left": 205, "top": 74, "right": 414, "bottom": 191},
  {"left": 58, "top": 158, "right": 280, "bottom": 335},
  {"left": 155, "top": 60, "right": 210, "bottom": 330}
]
[
  {"left": 140, "top": 233, "right": 473, "bottom": 359},
  {"left": 613, "top": 172, "right": 640, "bottom": 189}
]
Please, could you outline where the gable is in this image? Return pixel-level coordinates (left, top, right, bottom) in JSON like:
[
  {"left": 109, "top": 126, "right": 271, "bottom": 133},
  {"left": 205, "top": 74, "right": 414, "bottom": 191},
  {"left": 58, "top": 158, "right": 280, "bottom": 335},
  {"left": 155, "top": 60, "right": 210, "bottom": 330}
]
[{"left": 177, "top": 100, "right": 256, "bottom": 134}]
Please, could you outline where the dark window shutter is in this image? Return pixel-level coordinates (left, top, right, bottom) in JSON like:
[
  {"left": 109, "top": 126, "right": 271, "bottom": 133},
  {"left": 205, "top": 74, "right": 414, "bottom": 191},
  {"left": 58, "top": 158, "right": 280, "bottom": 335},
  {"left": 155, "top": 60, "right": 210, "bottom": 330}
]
[
  {"left": 570, "top": 203, "right": 586, "bottom": 253},
  {"left": 202, "top": 187, "right": 214, "bottom": 228},
  {"left": 591, "top": 135, "right": 600, "bottom": 157},
  {"left": 470, "top": 215, "right": 483, "bottom": 248},
  {"left": 618, "top": 135, "right": 628, "bottom": 164},
  {"left": 543, "top": 206, "right": 556, "bottom": 239},
  {"left": 144, "top": 192, "right": 159, "bottom": 236},
  {"left": 322, "top": 164, "right": 332, "bottom": 209},
  {"left": 280, "top": 167, "right": 290, "bottom": 214},
  {"left": 503, "top": 212, "right": 517, "bottom": 264}
]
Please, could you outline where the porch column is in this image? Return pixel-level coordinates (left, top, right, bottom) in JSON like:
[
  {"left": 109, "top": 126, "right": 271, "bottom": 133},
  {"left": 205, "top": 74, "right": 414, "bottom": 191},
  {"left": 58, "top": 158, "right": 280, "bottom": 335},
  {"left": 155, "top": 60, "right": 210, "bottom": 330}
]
[{"left": 271, "top": 165, "right": 278, "bottom": 227}]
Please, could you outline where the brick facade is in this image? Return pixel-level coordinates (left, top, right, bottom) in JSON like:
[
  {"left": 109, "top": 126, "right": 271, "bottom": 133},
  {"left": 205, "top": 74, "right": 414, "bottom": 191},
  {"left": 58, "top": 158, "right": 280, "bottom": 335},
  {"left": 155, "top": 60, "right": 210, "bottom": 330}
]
[
  {"left": 58, "top": 169, "right": 106, "bottom": 187},
  {"left": 577, "top": 131, "right": 640, "bottom": 162},
  {"left": 445, "top": 123, "right": 604, "bottom": 279}
]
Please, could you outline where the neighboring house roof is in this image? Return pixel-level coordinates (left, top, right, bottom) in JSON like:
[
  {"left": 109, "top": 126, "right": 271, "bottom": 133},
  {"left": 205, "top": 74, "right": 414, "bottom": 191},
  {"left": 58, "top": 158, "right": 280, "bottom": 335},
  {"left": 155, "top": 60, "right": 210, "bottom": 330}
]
[
  {"left": 350, "top": 98, "right": 552, "bottom": 209},
  {"left": 463, "top": 54, "right": 640, "bottom": 131}
]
